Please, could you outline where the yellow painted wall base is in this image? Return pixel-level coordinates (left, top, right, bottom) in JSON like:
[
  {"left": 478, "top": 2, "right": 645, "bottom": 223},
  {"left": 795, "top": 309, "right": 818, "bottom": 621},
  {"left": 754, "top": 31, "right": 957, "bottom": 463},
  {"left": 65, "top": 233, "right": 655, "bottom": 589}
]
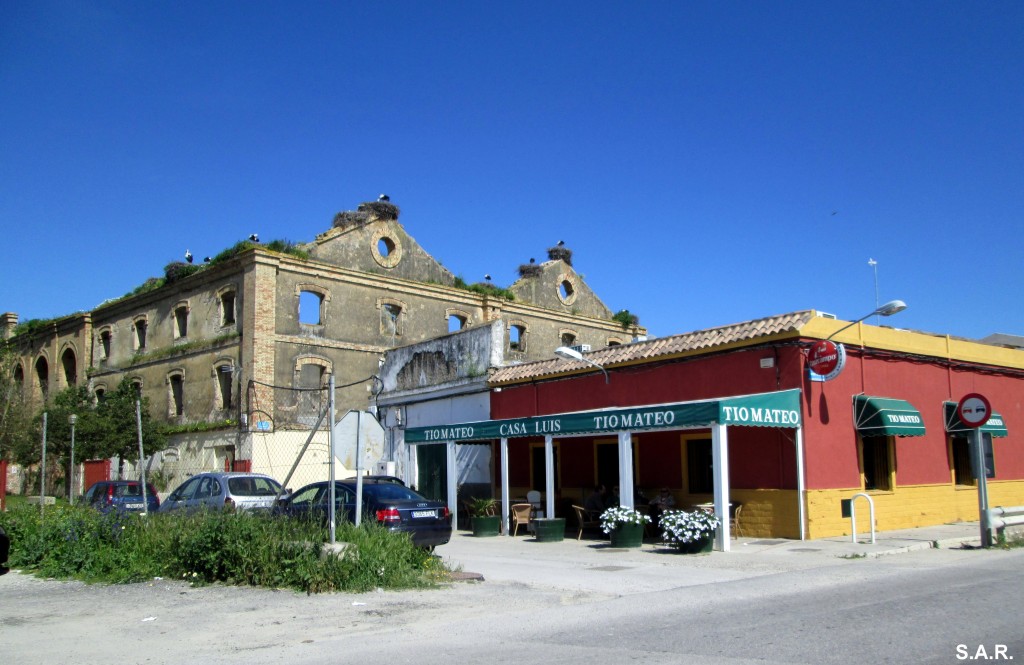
[
  {"left": 720, "top": 481, "right": 1024, "bottom": 540},
  {"left": 806, "top": 481, "right": 1024, "bottom": 539}
]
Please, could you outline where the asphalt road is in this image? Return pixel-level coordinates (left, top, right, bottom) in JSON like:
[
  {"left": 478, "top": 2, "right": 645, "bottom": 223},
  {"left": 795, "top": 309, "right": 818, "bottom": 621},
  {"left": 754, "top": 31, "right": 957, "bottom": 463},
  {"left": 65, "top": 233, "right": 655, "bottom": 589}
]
[{"left": 1, "top": 545, "right": 1021, "bottom": 664}]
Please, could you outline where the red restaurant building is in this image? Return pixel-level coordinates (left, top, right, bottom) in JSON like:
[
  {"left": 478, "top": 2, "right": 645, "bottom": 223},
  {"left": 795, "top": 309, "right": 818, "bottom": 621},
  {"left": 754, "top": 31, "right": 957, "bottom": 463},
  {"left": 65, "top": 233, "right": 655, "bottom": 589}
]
[{"left": 404, "top": 309, "right": 1024, "bottom": 545}]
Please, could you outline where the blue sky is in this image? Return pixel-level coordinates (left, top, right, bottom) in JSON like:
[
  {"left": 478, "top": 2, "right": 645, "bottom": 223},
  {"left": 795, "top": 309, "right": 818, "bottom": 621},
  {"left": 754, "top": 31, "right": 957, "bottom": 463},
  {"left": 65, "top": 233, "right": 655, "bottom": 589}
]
[{"left": 2, "top": 2, "right": 1022, "bottom": 341}]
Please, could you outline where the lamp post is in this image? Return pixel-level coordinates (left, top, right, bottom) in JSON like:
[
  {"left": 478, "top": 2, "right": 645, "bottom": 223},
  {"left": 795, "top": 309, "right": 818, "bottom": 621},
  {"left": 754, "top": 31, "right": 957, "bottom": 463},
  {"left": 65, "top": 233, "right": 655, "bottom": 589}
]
[
  {"left": 68, "top": 413, "right": 77, "bottom": 502},
  {"left": 554, "top": 346, "right": 609, "bottom": 383},
  {"left": 825, "top": 299, "right": 907, "bottom": 342}
]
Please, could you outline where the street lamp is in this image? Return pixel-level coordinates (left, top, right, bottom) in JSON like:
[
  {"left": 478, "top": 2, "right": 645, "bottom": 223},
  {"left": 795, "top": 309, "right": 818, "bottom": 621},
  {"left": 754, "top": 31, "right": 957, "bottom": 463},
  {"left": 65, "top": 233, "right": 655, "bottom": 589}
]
[
  {"left": 554, "top": 346, "right": 609, "bottom": 383},
  {"left": 68, "top": 413, "right": 77, "bottom": 502},
  {"left": 825, "top": 299, "right": 907, "bottom": 341}
]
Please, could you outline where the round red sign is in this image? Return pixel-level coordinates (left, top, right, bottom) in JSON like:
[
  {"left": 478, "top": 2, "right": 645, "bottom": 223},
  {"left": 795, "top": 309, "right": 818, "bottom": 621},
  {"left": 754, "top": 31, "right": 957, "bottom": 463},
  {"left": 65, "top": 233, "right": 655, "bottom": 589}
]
[
  {"left": 808, "top": 340, "right": 841, "bottom": 377},
  {"left": 957, "top": 393, "right": 992, "bottom": 428}
]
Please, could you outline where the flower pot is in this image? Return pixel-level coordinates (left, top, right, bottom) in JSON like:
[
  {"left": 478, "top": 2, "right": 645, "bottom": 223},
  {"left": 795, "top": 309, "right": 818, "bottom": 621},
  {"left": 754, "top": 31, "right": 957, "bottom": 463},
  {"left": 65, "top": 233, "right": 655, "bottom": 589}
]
[
  {"left": 674, "top": 534, "right": 714, "bottom": 554},
  {"left": 609, "top": 522, "right": 645, "bottom": 548},
  {"left": 471, "top": 515, "right": 501, "bottom": 537},
  {"left": 533, "top": 517, "right": 565, "bottom": 542}
]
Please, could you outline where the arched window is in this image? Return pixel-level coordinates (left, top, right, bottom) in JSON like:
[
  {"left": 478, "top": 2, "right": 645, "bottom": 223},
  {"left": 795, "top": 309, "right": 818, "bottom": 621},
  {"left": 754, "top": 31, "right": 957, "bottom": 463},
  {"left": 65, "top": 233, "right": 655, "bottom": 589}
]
[
  {"left": 98, "top": 327, "right": 113, "bottom": 360},
  {"left": 61, "top": 348, "right": 77, "bottom": 386},
  {"left": 213, "top": 362, "right": 235, "bottom": 411},
  {"left": 446, "top": 309, "right": 470, "bottom": 333},
  {"left": 35, "top": 356, "right": 49, "bottom": 399},
  {"left": 297, "top": 284, "right": 330, "bottom": 327},
  {"left": 299, "top": 290, "right": 323, "bottom": 325},
  {"left": 172, "top": 303, "right": 189, "bottom": 339},
  {"left": 218, "top": 288, "right": 237, "bottom": 327},
  {"left": 509, "top": 322, "right": 528, "bottom": 353},
  {"left": 167, "top": 371, "right": 184, "bottom": 417},
  {"left": 560, "top": 330, "right": 578, "bottom": 347},
  {"left": 133, "top": 317, "right": 148, "bottom": 350},
  {"left": 378, "top": 298, "right": 405, "bottom": 338}
]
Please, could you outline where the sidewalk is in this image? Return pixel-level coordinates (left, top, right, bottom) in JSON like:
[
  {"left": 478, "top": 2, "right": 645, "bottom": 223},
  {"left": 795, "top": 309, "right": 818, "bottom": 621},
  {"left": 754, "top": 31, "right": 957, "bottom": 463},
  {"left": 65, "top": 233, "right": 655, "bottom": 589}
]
[{"left": 434, "top": 521, "right": 985, "bottom": 595}]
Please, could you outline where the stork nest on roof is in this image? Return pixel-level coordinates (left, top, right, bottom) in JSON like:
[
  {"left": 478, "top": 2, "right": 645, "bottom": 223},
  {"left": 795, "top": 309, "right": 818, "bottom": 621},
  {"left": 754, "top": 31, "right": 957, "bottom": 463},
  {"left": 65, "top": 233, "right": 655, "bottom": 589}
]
[
  {"left": 517, "top": 263, "right": 543, "bottom": 278},
  {"left": 359, "top": 200, "right": 400, "bottom": 220},
  {"left": 332, "top": 210, "right": 369, "bottom": 229},
  {"left": 332, "top": 200, "right": 401, "bottom": 229},
  {"left": 546, "top": 246, "right": 573, "bottom": 265}
]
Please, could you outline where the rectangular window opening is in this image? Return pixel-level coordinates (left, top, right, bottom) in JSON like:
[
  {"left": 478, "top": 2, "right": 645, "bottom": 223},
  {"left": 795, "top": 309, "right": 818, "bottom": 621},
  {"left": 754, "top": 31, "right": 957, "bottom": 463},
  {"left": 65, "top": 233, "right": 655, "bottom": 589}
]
[{"left": 862, "top": 436, "right": 892, "bottom": 491}]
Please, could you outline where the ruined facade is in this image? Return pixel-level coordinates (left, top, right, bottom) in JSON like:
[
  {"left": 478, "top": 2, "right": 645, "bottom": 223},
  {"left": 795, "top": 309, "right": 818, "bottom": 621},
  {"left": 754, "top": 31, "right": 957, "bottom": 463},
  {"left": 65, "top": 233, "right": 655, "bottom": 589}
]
[{"left": 2, "top": 200, "right": 644, "bottom": 480}]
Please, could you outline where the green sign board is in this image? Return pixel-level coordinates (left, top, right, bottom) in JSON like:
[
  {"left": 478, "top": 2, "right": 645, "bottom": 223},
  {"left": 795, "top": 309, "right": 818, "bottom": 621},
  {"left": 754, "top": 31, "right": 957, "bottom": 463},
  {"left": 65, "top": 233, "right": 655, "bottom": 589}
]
[{"left": 405, "top": 389, "right": 802, "bottom": 443}]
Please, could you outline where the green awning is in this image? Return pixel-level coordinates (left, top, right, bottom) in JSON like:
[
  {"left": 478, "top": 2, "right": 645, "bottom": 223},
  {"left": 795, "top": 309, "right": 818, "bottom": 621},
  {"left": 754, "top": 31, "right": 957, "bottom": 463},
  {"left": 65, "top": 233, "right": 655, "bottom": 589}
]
[
  {"left": 853, "top": 395, "right": 926, "bottom": 437},
  {"left": 405, "top": 389, "right": 802, "bottom": 443},
  {"left": 944, "top": 402, "right": 1008, "bottom": 437}
]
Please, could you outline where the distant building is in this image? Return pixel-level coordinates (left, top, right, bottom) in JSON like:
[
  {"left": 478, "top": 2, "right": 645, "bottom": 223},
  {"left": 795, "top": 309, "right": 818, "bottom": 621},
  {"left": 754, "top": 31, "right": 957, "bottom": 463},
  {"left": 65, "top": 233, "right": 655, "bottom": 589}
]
[{"left": 2, "top": 200, "right": 642, "bottom": 483}]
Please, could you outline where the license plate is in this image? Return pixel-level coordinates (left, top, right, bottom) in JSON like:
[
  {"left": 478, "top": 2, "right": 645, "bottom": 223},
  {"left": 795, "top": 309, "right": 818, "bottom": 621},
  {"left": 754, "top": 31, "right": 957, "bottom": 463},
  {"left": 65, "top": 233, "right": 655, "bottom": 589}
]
[
  {"left": 412, "top": 510, "right": 435, "bottom": 518},
  {"left": 124, "top": 503, "right": 143, "bottom": 509}
]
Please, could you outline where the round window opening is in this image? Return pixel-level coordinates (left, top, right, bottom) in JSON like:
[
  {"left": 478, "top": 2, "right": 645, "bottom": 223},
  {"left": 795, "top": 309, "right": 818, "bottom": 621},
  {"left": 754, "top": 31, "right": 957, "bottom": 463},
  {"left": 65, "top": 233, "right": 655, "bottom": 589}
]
[
  {"left": 370, "top": 228, "right": 403, "bottom": 268},
  {"left": 558, "top": 278, "right": 577, "bottom": 305}
]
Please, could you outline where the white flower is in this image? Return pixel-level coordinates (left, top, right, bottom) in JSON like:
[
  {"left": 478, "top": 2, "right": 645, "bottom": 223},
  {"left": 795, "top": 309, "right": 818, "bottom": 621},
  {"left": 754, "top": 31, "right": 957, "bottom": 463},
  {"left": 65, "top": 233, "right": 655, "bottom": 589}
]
[
  {"left": 659, "top": 509, "right": 720, "bottom": 544},
  {"left": 599, "top": 506, "right": 652, "bottom": 533}
]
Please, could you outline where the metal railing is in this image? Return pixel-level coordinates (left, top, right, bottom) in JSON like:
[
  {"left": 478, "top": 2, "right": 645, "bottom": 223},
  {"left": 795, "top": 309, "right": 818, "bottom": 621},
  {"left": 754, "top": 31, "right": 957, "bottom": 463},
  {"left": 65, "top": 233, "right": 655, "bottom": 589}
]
[{"left": 849, "top": 492, "right": 876, "bottom": 544}]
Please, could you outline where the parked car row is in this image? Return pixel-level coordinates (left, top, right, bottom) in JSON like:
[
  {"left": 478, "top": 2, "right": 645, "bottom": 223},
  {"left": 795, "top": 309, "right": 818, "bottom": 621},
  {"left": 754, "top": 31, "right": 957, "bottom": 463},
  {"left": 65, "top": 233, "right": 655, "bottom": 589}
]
[{"left": 77, "top": 472, "right": 451, "bottom": 549}]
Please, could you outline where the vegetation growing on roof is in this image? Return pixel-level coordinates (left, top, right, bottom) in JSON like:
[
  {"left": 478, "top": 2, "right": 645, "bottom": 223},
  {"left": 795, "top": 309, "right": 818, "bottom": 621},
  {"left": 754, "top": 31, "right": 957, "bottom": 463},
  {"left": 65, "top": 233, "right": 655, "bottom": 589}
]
[
  {"left": 612, "top": 309, "right": 640, "bottom": 330},
  {"left": 164, "top": 261, "right": 204, "bottom": 283},
  {"left": 129, "top": 277, "right": 165, "bottom": 297},
  {"left": 11, "top": 317, "right": 59, "bottom": 337},
  {"left": 453, "top": 276, "right": 515, "bottom": 301},
  {"left": 129, "top": 332, "right": 240, "bottom": 365}
]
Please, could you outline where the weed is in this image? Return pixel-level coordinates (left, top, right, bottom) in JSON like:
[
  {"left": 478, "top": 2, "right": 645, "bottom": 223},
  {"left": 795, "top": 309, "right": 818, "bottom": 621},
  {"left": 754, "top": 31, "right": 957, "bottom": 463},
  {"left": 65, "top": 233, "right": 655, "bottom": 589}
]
[{"left": 0, "top": 505, "right": 451, "bottom": 593}]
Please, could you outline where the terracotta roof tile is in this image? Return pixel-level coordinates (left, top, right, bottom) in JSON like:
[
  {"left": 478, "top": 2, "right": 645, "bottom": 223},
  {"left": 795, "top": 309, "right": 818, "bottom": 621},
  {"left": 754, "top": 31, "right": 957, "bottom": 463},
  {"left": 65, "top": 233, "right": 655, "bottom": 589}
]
[{"left": 490, "top": 310, "right": 816, "bottom": 385}]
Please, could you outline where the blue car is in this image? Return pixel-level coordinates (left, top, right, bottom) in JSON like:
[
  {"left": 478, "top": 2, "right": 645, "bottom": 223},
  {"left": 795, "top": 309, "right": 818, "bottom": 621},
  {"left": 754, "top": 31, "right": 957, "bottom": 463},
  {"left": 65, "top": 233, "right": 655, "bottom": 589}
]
[
  {"left": 278, "top": 479, "right": 452, "bottom": 549},
  {"left": 81, "top": 480, "right": 161, "bottom": 514}
]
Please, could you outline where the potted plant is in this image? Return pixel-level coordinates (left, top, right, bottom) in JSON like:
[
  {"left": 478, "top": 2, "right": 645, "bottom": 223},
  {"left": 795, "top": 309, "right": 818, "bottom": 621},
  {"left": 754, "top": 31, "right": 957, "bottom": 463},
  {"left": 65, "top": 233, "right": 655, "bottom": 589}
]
[
  {"left": 659, "top": 509, "right": 720, "bottom": 553},
  {"left": 600, "top": 506, "right": 651, "bottom": 548},
  {"left": 469, "top": 497, "right": 500, "bottom": 537}
]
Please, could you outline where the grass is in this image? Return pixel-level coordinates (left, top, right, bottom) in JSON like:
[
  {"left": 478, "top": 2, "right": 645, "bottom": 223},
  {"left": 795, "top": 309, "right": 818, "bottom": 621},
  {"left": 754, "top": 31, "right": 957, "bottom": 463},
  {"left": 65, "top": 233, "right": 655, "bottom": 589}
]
[
  {"left": 0, "top": 504, "right": 452, "bottom": 593},
  {"left": 996, "top": 531, "right": 1024, "bottom": 549}
]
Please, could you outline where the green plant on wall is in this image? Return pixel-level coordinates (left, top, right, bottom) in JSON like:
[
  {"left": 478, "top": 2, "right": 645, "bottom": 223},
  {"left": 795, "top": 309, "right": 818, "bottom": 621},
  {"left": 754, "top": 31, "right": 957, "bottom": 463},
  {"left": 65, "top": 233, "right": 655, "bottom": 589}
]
[{"left": 612, "top": 309, "right": 640, "bottom": 330}]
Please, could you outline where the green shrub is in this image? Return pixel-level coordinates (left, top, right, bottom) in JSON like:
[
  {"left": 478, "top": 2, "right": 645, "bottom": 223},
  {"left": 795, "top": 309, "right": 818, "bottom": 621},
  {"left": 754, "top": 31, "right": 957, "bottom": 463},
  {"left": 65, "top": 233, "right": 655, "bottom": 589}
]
[{"left": 0, "top": 505, "right": 450, "bottom": 593}]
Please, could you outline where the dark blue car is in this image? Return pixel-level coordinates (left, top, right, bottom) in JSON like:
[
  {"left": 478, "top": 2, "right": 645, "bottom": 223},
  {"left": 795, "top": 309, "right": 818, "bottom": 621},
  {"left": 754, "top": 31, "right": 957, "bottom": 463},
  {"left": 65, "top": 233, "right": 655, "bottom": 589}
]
[
  {"left": 81, "top": 480, "right": 160, "bottom": 514},
  {"left": 278, "top": 479, "right": 452, "bottom": 549}
]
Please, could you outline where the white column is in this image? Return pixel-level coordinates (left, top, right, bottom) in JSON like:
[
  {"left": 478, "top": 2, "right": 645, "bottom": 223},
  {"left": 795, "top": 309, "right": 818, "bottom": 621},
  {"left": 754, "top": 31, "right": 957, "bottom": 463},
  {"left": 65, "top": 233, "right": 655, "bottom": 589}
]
[
  {"left": 618, "top": 431, "right": 635, "bottom": 509},
  {"left": 500, "top": 437, "right": 510, "bottom": 536},
  {"left": 544, "top": 435, "right": 555, "bottom": 518},
  {"left": 446, "top": 440, "right": 458, "bottom": 527},
  {"left": 795, "top": 426, "right": 806, "bottom": 541},
  {"left": 712, "top": 423, "right": 731, "bottom": 551}
]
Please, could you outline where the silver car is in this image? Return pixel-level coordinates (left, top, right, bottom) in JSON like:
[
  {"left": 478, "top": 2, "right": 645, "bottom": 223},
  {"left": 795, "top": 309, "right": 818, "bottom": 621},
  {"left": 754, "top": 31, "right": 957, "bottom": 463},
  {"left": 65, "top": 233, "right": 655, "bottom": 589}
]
[{"left": 160, "top": 472, "right": 283, "bottom": 513}]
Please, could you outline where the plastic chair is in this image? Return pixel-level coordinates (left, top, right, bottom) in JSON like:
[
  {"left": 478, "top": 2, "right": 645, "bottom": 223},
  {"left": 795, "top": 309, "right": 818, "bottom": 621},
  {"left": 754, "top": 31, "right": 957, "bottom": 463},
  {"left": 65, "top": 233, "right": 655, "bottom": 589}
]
[
  {"left": 526, "top": 489, "right": 544, "bottom": 520},
  {"left": 572, "top": 505, "right": 601, "bottom": 540},
  {"left": 510, "top": 503, "right": 533, "bottom": 537}
]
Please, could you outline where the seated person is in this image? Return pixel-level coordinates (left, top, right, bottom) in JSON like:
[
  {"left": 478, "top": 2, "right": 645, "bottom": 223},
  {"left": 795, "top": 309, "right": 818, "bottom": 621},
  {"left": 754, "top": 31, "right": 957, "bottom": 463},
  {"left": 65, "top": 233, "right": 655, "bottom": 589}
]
[
  {"left": 583, "top": 484, "right": 608, "bottom": 517},
  {"left": 649, "top": 487, "right": 676, "bottom": 525}
]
